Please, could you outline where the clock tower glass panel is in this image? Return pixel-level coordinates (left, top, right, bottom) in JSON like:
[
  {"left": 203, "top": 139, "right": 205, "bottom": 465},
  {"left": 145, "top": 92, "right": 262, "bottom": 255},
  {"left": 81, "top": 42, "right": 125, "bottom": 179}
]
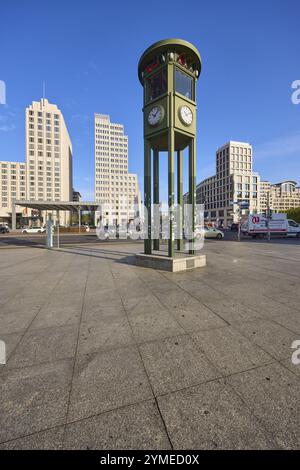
[
  {"left": 146, "top": 69, "right": 167, "bottom": 103},
  {"left": 175, "top": 68, "right": 193, "bottom": 100}
]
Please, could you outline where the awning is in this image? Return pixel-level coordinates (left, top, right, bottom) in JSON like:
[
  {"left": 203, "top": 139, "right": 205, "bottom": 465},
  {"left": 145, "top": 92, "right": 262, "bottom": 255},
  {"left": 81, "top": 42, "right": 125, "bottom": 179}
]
[{"left": 14, "top": 200, "right": 100, "bottom": 212}]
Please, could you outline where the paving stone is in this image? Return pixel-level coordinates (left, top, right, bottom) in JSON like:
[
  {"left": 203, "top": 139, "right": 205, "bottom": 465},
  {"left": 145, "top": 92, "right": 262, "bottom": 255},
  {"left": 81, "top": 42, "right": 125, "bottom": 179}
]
[
  {"left": 0, "top": 332, "right": 23, "bottom": 366},
  {"left": 81, "top": 304, "right": 126, "bottom": 324},
  {"left": 227, "top": 363, "right": 300, "bottom": 449},
  {"left": 152, "top": 288, "right": 194, "bottom": 310},
  {"left": 118, "top": 285, "right": 150, "bottom": 300},
  {"left": 158, "top": 379, "right": 276, "bottom": 449},
  {"left": 232, "top": 319, "right": 298, "bottom": 360},
  {"left": 270, "top": 294, "right": 300, "bottom": 311},
  {"left": 139, "top": 335, "right": 221, "bottom": 395},
  {"left": 64, "top": 401, "right": 170, "bottom": 449},
  {"left": 266, "top": 311, "right": 300, "bottom": 335},
  {"left": 0, "top": 359, "right": 73, "bottom": 443},
  {"left": 86, "top": 275, "right": 115, "bottom": 292},
  {"left": 122, "top": 294, "right": 164, "bottom": 316},
  {"left": 1, "top": 241, "right": 300, "bottom": 449},
  {"left": 139, "top": 278, "right": 174, "bottom": 291},
  {"left": 0, "top": 426, "right": 64, "bottom": 449},
  {"left": 84, "top": 288, "right": 123, "bottom": 308},
  {"left": 7, "top": 324, "right": 78, "bottom": 368},
  {"left": 31, "top": 304, "right": 82, "bottom": 330},
  {"left": 280, "top": 358, "right": 300, "bottom": 378},
  {"left": 172, "top": 303, "right": 227, "bottom": 332},
  {"left": 68, "top": 346, "right": 153, "bottom": 421},
  {"left": 204, "top": 298, "right": 263, "bottom": 324},
  {"left": 77, "top": 316, "right": 135, "bottom": 355},
  {"left": 0, "top": 309, "right": 38, "bottom": 335},
  {"left": 241, "top": 295, "right": 294, "bottom": 317},
  {"left": 128, "top": 310, "right": 184, "bottom": 343},
  {"left": 174, "top": 279, "right": 225, "bottom": 303},
  {"left": 192, "top": 326, "right": 273, "bottom": 375}
]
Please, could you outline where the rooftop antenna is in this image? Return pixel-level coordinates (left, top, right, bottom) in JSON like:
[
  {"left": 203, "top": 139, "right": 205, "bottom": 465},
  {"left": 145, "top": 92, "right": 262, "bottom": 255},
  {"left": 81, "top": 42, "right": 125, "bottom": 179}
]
[{"left": 42, "top": 81, "right": 46, "bottom": 101}]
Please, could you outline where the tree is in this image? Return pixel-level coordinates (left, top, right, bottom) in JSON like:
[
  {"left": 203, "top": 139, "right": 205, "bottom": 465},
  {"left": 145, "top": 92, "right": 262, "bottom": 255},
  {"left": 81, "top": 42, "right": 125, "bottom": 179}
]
[{"left": 284, "top": 207, "right": 300, "bottom": 223}]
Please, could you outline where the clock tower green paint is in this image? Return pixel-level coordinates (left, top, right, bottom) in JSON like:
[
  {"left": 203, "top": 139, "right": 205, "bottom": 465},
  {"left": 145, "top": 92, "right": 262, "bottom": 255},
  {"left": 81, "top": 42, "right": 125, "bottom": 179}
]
[{"left": 138, "top": 39, "right": 202, "bottom": 257}]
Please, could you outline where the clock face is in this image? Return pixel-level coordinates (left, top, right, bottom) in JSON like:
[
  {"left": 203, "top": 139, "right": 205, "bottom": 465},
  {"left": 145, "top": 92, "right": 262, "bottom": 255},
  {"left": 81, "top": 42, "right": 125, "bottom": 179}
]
[
  {"left": 179, "top": 105, "right": 193, "bottom": 126},
  {"left": 148, "top": 106, "right": 164, "bottom": 126}
]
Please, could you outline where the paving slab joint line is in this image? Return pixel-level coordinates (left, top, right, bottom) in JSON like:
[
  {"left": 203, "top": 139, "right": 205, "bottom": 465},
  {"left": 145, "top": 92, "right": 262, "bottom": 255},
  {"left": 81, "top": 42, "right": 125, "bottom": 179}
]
[
  {"left": 0, "top": 397, "right": 156, "bottom": 448},
  {"left": 227, "top": 319, "right": 299, "bottom": 365},
  {"left": 151, "top": 358, "right": 279, "bottom": 401},
  {"left": 130, "top": 268, "right": 291, "bottom": 391},
  {"left": 2, "top": 268, "right": 70, "bottom": 367},
  {"left": 0, "top": 359, "right": 286, "bottom": 448},
  {"left": 129, "top": 266, "right": 226, "bottom": 379},
  {"left": 109, "top": 263, "right": 174, "bottom": 450},
  {"left": 0, "top": 254, "right": 56, "bottom": 303},
  {"left": 62, "top": 255, "right": 91, "bottom": 442},
  {"left": 159, "top": 270, "right": 232, "bottom": 326},
  {"left": 223, "top": 372, "right": 284, "bottom": 448}
]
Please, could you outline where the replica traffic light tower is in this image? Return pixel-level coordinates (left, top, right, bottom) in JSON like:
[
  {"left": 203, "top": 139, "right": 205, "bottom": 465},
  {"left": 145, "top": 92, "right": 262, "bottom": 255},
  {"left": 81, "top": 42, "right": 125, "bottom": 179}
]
[{"left": 138, "top": 39, "right": 202, "bottom": 259}]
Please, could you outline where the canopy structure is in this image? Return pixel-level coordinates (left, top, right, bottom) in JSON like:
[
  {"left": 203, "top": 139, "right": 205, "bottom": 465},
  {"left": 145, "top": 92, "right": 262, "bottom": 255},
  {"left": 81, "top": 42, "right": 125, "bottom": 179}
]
[{"left": 12, "top": 200, "right": 100, "bottom": 230}]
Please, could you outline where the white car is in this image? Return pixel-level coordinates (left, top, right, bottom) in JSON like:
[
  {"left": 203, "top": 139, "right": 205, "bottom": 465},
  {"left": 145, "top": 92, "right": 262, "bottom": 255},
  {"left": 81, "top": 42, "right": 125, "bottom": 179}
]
[
  {"left": 97, "top": 225, "right": 116, "bottom": 240},
  {"left": 21, "top": 227, "right": 45, "bottom": 234},
  {"left": 203, "top": 227, "right": 224, "bottom": 239}
]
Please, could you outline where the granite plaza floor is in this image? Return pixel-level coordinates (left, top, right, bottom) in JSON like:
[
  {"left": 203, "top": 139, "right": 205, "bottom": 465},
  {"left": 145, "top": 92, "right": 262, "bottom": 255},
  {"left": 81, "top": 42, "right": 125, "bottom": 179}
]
[{"left": 0, "top": 238, "right": 300, "bottom": 449}]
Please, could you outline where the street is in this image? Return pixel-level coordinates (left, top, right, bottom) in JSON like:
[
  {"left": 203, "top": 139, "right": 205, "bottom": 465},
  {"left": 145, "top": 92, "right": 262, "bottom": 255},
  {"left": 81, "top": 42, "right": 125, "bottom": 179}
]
[{"left": 1, "top": 229, "right": 300, "bottom": 249}]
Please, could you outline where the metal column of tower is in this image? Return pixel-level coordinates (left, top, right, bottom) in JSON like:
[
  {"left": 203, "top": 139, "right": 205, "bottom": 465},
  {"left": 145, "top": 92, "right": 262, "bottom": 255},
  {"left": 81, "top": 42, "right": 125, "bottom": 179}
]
[
  {"left": 153, "top": 149, "right": 159, "bottom": 251},
  {"left": 144, "top": 141, "right": 152, "bottom": 254},
  {"left": 189, "top": 139, "right": 196, "bottom": 254},
  {"left": 168, "top": 90, "right": 175, "bottom": 258},
  {"left": 177, "top": 150, "right": 183, "bottom": 251}
]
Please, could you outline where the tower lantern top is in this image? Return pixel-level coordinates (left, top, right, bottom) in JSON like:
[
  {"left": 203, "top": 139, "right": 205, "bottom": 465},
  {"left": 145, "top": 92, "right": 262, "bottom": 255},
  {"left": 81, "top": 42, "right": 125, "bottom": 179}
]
[{"left": 138, "top": 38, "right": 202, "bottom": 85}]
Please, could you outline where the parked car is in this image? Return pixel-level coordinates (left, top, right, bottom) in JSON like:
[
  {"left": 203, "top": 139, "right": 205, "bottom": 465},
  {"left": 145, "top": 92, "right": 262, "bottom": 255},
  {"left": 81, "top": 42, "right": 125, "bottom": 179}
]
[
  {"left": 203, "top": 226, "right": 224, "bottom": 239},
  {"left": 0, "top": 225, "right": 10, "bottom": 234},
  {"left": 97, "top": 225, "right": 116, "bottom": 240},
  {"left": 21, "top": 227, "right": 45, "bottom": 234}
]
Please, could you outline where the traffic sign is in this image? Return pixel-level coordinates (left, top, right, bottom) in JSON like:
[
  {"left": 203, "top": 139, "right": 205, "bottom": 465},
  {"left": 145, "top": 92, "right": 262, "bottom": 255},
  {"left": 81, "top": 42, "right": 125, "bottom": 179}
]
[{"left": 238, "top": 201, "right": 250, "bottom": 209}]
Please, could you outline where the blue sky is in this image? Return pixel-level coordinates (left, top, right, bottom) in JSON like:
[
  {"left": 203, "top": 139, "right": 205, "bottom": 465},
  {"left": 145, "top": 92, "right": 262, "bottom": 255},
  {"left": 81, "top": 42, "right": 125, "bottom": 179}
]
[{"left": 1, "top": 0, "right": 300, "bottom": 200}]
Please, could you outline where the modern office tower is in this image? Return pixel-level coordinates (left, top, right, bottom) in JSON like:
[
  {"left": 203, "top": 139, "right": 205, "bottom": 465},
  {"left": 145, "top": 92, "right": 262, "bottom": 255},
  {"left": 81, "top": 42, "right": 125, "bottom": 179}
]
[
  {"left": 195, "top": 141, "right": 261, "bottom": 227},
  {"left": 260, "top": 180, "right": 300, "bottom": 214},
  {"left": 94, "top": 114, "right": 140, "bottom": 226},
  {"left": 26, "top": 98, "right": 73, "bottom": 224},
  {"left": 72, "top": 189, "right": 82, "bottom": 202},
  {"left": 259, "top": 180, "right": 271, "bottom": 215},
  {"left": 0, "top": 161, "right": 26, "bottom": 224}
]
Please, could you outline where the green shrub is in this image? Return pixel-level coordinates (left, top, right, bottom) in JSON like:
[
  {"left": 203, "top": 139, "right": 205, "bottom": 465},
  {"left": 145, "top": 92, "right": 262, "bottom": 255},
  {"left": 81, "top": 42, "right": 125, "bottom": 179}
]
[{"left": 283, "top": 207, "right": 300, "bottom": 223}]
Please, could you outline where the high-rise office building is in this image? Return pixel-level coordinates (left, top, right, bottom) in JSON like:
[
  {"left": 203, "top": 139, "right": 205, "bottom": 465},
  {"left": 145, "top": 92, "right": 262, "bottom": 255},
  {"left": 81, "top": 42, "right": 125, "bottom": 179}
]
[
  {"left": 26, "top": 98, "right": 73, "bottom": 224},
  {"left": 260, "top": 180, "right": 300, "bottom": 214},
  {"left": 72, "top": 189, "right": 82, "bottom": 202},
  {"left": 195, "top": 141, "right": 261, "bottom": 226},
  {"left": 0, "top": 161, "right": 27, "bottom": 223},
  {"left": 94, "top": 114, "right": 140, "bottom": 226},
  {"left": 187, "top": 142, "right": 300, "bottom": 226}
]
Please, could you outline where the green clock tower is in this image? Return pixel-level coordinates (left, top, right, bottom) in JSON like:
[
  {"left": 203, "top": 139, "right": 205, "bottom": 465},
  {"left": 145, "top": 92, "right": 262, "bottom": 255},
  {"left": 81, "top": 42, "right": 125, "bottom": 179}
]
[{"left": 138, "top": 39, "right": 202, "bottom": 261}]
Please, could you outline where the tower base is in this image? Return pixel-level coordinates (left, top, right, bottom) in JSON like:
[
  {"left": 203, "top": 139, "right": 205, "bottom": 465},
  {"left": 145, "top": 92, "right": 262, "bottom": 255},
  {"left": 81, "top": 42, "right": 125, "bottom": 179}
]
[{"left": 135, "top": 252, "right": 206, "bottom": 272}]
